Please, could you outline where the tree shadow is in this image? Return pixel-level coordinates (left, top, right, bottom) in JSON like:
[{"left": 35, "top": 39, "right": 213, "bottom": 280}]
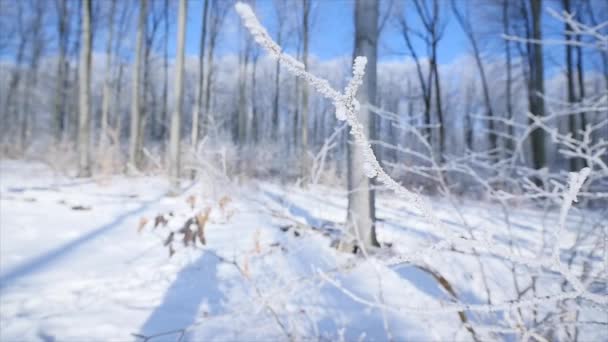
[
  {"left": 138, "top": 251, "right": 224, "bottom": 340},
  {"left": 262, "top": 190, "right": 335, "bottom": 229},
  {"left": 0, "top": 194, "right": 165, "bottom": 290}
]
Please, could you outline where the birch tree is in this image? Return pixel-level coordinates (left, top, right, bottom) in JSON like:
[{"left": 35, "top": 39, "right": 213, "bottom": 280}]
[{"left": 169, "top": 0, "right": 187, "bottom": 193}]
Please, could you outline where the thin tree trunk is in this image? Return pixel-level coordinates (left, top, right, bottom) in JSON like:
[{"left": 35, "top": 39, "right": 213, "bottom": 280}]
[
  {"left": 301, "top": 0, "right": 310, "bottom": 160},
  {"left": 529, "top": 0, "right": 546, "bottom": 170},
  {"left": 78, "top": 0, "right": 92, "bottom": 177},
  {"left": 563, "top": 0, "right": 578, "bottom": 171},
  {"left": 503, "top": 0, "right": 514, "bottom": 154},
  {"left": 272, "top": 42, "right": 281, "bottom": 140},
  {"left": 169, "top": 0, "right": 187, "bottom": 193},
  {"left": 53, "top": 0, "right": 69, "bottom": 143},
  {"left": 100, "top": 0, "right": 117, "bottom": 148},
  {"left": 193, "top": 0, "right": 209, "bottom": 152},
  {"left": 129, "top": 0, "right": 147, "bottom": 171},
  {"left": 451, "top": 0, "right": 496, "bottom": 156},
  {"left": 159, "top": 0, "right": 169, "bottom": 147}
]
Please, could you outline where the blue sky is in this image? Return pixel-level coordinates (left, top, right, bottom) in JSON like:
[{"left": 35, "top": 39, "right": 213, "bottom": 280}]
[
  {"left": 2, "top": 0, "right": 603, "bottom": 74},
  {"left": 173, "top": 0, "right": 589, "bottom": 71},
  {"left": 179, "top": 0, "right": 468, "bottom": 64}
]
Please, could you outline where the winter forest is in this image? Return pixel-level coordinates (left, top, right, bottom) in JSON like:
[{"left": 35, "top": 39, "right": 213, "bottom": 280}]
[{"left": 0, "top": 0, "right": 607, "bottom": 340}]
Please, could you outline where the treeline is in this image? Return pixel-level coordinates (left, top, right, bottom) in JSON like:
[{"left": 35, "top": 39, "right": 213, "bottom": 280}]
[{"left": 0, "top": 0, "right": 606, "bottom": 181}]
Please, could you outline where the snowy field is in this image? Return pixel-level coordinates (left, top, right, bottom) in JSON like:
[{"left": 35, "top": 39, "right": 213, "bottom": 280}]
[{"left": 1, "top": 160, "right": 606, "bottom": 341}]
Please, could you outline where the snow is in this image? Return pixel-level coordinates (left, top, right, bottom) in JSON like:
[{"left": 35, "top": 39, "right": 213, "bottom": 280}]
[{"left": 1, "top": 160, "right": 606, "bottom": 341}]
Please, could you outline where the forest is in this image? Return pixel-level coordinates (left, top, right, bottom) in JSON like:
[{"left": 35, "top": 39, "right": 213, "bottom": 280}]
[{"left": 0, "top": 0, "right": 606, "bottom": 341}]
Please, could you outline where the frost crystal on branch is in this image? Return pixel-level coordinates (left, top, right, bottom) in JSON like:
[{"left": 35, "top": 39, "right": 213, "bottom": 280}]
[{"left": 363, "top": 162, "right": 377, "bottom": 178}]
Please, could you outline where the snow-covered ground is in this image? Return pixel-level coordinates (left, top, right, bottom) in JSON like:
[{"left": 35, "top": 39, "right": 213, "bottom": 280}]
[{"left": 1, "top": 160, "right": 606, "bottom": 341}]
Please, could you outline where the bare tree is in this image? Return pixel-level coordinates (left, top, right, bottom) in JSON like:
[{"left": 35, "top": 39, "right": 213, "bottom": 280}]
[
  {"left": 525, "top": 0, "right": 547, "bottom": 171},
  {"left": 78, "top": 0, "right": 92, "bottom": 177},
  {"left": 192, "top": 0, "right": 209, "bottom": 152},
  {"left": 100, "top": 0, "right": 117, "bottom": 148},
  {"left": 53, "top": 0, "right": 70, "bottom": 143},
  {"left": 271, "top": 0, "right": 287, "bottom": 140},
  {"left": 396, "top": 0, "right": 447, "bottom": 161},
  {"left": 300, "top": 0, "right": 311, "bottom": 159},
  {"left": 169, "top": 0, "right": 187, "bottom": 193},
  {"left": 158, "top": 0, "right": 170, "bottom": 146},
  {"left": 451, "top": 0, "right": 497, "bottom": 156},
  {"left": 202, "top": 0, "right": 229, "bottom": 137},
  {"left": 343, "top": 0, "right": 380, "bottom": 251},
  {"left": 502, "top": 0, "right": 515, "bottom": 154},
  {"left": 129, "top": 0, "right": 147, "bottom": 171},
  {"left": 237, "top": 1, "right": 253, "bottom": 147}
]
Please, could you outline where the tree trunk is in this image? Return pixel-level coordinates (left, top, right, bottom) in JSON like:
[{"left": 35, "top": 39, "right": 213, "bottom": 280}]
[
  {"left": 301, "top": 0, "right": 310, "bottom": 160},
  {"left": 529, "top": 0, "right": 546, "bottom": 170},
  {"left": 451, "top": 0, "right": 496, "bottom": 157},
  {"left": 78, "top": 0, "right": 92, "bottom": 177},
  {"left": 193, "top": 0, "right": 209, "bottom": 153},
  {"left": 100, "top": 0, "right": 116, "bottom": 149},
  {"left": 343, "top": 0, "right": 380, "bottom": 252},
  {"left": 272, "top": 44, "right": 281, "bottom": 140},
  {"left": 53, "top": 0, "right": 69, "bottom": 143},
  {"left": 169, "top": 0, "right": 187, "bottom": 193},
  {"left": 502, "top": 0, "right": 514, "bottom": 154},
  {"left": 159, "top": 0, "right": 169, "bottom": 147},
  {"left": 129, "top": 0, "right": 147, "bottom": 171},
  {"left": 562, "top": 0, "right": 578, "bottom": 171}
]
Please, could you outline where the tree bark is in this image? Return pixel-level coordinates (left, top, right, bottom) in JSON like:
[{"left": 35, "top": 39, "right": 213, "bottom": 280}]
[
  {"left": 528, "top": 0, "right": 546, "bottom": 170},
  {"left": 78, "top": 0, "right": 92, "bottom": 177},
  {"left": 344, "top": 0, "right": 380, "bottom": 252},
  {"left": 53, "top": 0, "right": 69, "bottom": 143},
  {"left": 129, "top": 0, "right": 147, "bottom": 171},
  {"left": 193, "top": 0, "right": 209, "bottom": 152},
  {"left": 100, "top": 0, "right": 116, "bottom": 148},
  {"left": 169, "top": 0, "right": 187, "bottom": 193},
  {"left": 301, "top": 0, "right": 310, "bottom": 160}
]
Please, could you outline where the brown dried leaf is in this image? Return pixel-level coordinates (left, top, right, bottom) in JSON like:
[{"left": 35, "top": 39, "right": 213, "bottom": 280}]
[
  {"left": 154, "top": 215, "right": 168, "bottom": 228},
  {"left": 137, "top": 217, "right": 149, "bottom": 233},
  {"left": 195, "top": 207, "right": 212, "bottom": 245}
]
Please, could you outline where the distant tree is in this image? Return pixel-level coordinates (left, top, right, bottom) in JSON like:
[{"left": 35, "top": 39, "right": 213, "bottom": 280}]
[
  {"left": 396, "top": 0, "right": 447, "bottom": 161},
  {"left": 451, "top": 0, "right": 497, "bottom": 156},
  {"left": 100, "top": 0, "right": 117, "bottom": 148},
  {"left": 192, "top": 0, "right": 209, "bottom": 153},
  {"left": 78, "top": 0, "right": 92, "bottom": 177},
  {"left": 129, "top": 0, "right": 147, "bottom": 171},
  {"left": 300, "top": 0, "right": 311, "bottom": 159},
  {"left": 202, "top": 0, "right": 229, "bottom": 137},
  {"left": 522, "top": 0, "right": 547, "bottom": 171},
  {"left": 53, "top": 0, "right": 70, "bottom": 143},
  {"left": 272, "top": 0, "right": 287, "bottom": 140}
]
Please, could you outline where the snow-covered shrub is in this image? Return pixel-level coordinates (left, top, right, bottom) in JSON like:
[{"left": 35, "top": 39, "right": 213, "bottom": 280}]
[{"left": 235, "top": 2, "right": 607, "bottom": 340}]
